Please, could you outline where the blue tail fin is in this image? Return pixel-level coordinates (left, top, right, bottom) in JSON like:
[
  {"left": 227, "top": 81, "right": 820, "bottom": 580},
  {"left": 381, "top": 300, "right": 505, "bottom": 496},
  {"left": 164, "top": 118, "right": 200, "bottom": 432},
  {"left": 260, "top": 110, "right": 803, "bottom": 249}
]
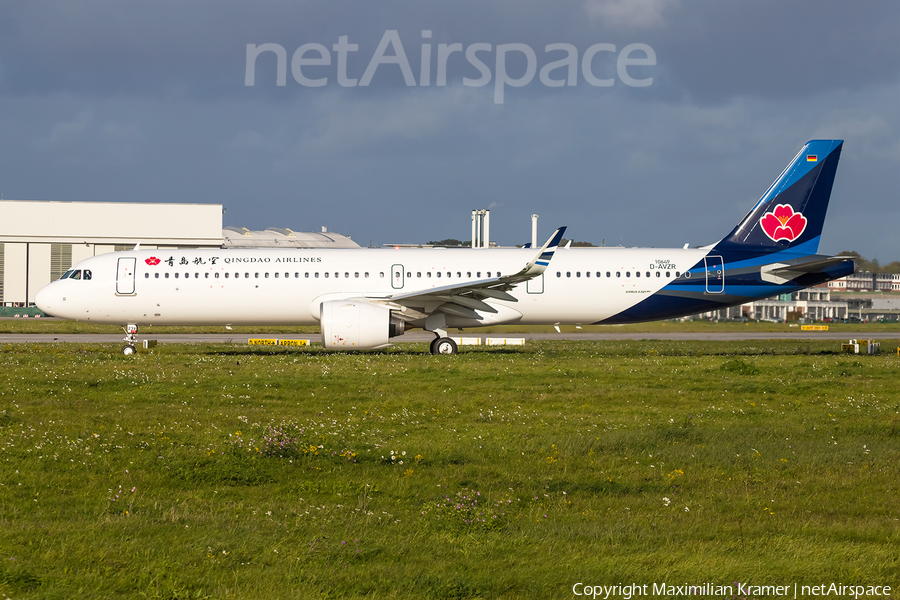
[{"left": 713, "top": 140, "right": 843, "bottom": 257}]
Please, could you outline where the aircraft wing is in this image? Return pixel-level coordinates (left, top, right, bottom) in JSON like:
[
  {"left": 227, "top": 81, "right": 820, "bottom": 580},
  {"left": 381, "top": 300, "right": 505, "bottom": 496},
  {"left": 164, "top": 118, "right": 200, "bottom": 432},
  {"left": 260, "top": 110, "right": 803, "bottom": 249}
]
[{"left": 378, "top": 227, "right": 566, "bottom": 318}]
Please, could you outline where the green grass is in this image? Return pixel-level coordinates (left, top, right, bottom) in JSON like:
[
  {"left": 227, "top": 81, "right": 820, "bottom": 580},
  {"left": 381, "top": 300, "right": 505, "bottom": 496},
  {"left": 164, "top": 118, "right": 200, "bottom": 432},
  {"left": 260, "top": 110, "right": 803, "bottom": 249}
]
[{"left": 1, "top": 340, "right": 899, "bottom": 599}]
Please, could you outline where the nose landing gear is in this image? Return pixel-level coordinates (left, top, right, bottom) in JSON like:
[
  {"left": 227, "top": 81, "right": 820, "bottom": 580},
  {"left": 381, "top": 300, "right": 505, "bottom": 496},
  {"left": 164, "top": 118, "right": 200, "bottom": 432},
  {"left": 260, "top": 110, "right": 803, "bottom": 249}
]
[{"left": 122, "top": 324, "right": 138, "bottom": 355}]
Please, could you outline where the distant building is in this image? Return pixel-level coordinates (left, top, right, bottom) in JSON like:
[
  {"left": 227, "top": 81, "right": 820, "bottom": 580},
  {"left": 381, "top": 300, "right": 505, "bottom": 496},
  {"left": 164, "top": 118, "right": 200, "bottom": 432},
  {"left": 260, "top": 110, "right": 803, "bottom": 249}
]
[
  {"left": 836, "top": 271, "right": 896, "bottom": 292},
  {"left": 223, "top": 226, "right": 357, "bottom": 249}
]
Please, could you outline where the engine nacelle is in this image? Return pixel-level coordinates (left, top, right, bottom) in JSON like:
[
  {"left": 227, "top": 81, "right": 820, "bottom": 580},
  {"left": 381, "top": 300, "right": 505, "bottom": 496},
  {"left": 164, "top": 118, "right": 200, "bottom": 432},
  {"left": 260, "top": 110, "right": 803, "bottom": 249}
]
[{"left": 320, "top": 299, "right": 405, "bottom": 350}]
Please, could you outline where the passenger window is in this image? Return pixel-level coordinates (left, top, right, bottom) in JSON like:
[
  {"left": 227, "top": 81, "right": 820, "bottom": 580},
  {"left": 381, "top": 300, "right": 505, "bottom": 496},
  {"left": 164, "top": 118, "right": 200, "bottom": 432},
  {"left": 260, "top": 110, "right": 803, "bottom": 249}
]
[
  {"left": 676, "top": 272, "right": 681, "bottom": 278},
  {"left": 616, "top": 272, "right": 621, "bottom": 277},
  {"left": 165, "top": 273, "right": 170, "bottom": 279},
  {"left": 323, "top": 272, "right": 328, "bottom": 278},
  {"left": 274, "top": 272, "right": 279, "bottom": 278},
  {"left": 436, "top": 272, "right": 441, "bottom": 278},
  {"left": 656, "top": 271, "right": 661, "bottom": 277},
  {"left": 586, "top": 272, "right": 590, "bottom": 278},
  {"left": 156, "top": 273, "right": 160, "bottom": 279},
  {"left": 566, "top": 272, "right": 571, "bottom": 278},
  {"left": 315, "top": 273, "right": 319, "bottom": 278},
  {"left": 195, "top": 273, "right": 200, "bottom": 278},
  {"left": 635, "top": 271, "right": 640, "bottom": 278},
  {"left": 245, "top": 273, "right": 249, "bottom": 278},
  {"left": 576, "top": 272, "right": 581, "bottom": 278},
  {"left": 626, "top": 272, "right": 631, "bottom": 277},
  {"left": 467, "top": 272, "right": 471, "bottom": 277},
  {"left": 365, "top": 272, "right": 369, "bottom": 278},
  {"left": 144, "top": 273, "right": 149, "bottom": 279},
  {"left": 556, "top": 272, "right": 561, "bottom": 277},
  {"left": 457, "top": 272, "right": 461, "bottom": 278},
  {"left": 266, "top": 273, "right": 270, "bottom": 278},
  {"left": 213, "top": 273, "right": 217, "bottom": 279},
  {"left": 305, "top": 273, "right": 309, "bottom": 278},
  {"left": 417, "top": 272, "right": 421, "bottom": 278},
  {"left": 606, "top": 272, "right": 610, "bottom": 277},
  {"left": 295, "top": 272, "right": 299, "bottom": 278},
  {"left": 344, "top": 272, "right": 349, "bottom": 278},
  {"left": 666, "top": 271, "right": 671, "bottom": 278},
  {"left": 486, "top": 272, "right": 491, "bottom": 277},
  {"left": 477, "top": 272, "right": 481, "bottom": 277},
  {"left": 646, "top": 272, "right": 650, "bottom": 278},
  {"left": 426, "top": 272, "right": 431, "bottom": 278},
  {"left": 355, "top": 272, "right": 359, "bottom": 278},
  {"left": 204, "top": 273, "right": 208, "bottom": 279},
  {"left": 380, "top": 272, "right": 385, "bottom": 278}
]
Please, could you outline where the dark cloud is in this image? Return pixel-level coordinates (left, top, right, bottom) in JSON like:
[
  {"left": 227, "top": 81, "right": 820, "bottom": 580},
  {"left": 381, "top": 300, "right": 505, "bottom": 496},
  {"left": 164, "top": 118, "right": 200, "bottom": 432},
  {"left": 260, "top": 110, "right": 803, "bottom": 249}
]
[{"left": 0, "top": 0, "right": 897, "bottom": 258}]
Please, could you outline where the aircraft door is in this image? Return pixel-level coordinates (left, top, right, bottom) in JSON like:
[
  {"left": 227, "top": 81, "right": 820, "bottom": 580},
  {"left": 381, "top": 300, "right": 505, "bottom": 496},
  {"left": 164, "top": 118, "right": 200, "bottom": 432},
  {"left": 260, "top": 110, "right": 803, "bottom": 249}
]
[
  {"left": 704, "top": 255, "right": 724, "bottom": 294},
  {"left": 116, "top": 257, "right": 137, "bottom": 295},
  {"left": 526, "top": 274, "right": 544, "bottom": 294},
  {"left": 391, "top": 264, "right": 404, "bottom": 289}
]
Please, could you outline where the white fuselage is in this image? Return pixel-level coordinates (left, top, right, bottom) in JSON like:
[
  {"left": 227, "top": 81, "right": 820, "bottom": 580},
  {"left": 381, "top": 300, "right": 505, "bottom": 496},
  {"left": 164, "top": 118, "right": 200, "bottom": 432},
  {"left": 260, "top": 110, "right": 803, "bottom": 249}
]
[{"left": 36, "top": 246, "right": 708, "bottom": 327}]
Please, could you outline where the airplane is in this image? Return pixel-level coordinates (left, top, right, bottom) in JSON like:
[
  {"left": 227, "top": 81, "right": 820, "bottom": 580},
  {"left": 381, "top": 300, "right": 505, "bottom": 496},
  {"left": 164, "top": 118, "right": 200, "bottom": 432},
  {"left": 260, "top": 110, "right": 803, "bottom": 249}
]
[{"left": 36, "top": 139, "right": 855, "bottom": 356}]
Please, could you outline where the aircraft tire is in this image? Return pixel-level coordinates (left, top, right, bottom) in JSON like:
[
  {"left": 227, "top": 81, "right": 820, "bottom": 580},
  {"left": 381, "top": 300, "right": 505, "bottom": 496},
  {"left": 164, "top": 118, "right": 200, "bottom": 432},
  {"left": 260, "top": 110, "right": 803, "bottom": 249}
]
[
  {"left": 122, "top": 344, "right": 137, "bottom": 356},
  {"left": 433, "top": 337, "right": 458, "bottom": 355}
]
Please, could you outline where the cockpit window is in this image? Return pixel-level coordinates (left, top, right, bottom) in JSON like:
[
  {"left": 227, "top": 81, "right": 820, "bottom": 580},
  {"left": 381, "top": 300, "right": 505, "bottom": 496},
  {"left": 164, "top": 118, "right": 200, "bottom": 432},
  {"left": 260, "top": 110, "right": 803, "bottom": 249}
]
[
  {"left": 83, "top": 270, "right": 92, "bottom": 280},
  {"left": 60, "top": 270, "right": 74, "bottom": 280},
  {"left": 70, "top": 270, "right": 82, "bottom": 280}
]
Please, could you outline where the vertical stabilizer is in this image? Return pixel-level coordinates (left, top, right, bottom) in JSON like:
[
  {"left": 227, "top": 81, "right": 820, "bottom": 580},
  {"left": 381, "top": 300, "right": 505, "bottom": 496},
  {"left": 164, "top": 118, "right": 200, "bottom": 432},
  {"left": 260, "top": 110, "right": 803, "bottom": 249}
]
[{"left": 713, "top": 140, "right": 843, "bottom": 256}]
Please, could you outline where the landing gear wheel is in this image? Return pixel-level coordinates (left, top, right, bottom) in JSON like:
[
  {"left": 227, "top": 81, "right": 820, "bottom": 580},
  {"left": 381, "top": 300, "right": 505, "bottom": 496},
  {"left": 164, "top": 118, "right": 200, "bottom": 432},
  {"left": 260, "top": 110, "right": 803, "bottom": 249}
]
[
  {"left": 432, "top": 337, "right": 458, "bottom": 355},
  {"left": 121, "top": 324, "right": 139, "bottom": 356}
]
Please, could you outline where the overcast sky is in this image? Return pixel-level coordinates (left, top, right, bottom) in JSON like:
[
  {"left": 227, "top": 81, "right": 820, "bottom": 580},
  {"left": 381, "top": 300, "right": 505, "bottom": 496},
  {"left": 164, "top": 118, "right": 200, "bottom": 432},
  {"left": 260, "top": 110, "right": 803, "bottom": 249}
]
[{"left": 1, "top": 1, "right": 898, "bottom": 259}]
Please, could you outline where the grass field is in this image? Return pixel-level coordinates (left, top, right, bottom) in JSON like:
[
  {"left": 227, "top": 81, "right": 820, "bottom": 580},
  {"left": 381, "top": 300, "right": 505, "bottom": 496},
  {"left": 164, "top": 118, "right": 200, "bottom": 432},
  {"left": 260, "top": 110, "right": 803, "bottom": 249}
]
[
  {"left": 1, "top": 340, "right": 899, "bottom": 599},
  {"left": 2, "top": 318, "right": 900, "bottom": 336}
]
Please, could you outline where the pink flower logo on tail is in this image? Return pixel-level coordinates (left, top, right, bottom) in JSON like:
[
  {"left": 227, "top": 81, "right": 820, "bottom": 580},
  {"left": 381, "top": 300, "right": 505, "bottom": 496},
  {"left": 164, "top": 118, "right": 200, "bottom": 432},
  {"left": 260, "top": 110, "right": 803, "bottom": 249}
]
[
  {"left": 145, "top": 256, "right": 161, "bottom": 266},
  {"left": 760, "top": 204, "right": 807, "bottom": 242}
]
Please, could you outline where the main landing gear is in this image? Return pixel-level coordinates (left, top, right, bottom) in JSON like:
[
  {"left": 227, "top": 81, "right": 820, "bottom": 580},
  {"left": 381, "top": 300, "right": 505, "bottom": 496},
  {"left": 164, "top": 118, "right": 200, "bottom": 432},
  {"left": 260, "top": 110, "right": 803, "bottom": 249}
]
[
  {"left": 429, "top": 336, "right": 458, "bottom": 355},
  {"left": 122, "top": 324, "right": 138, "bottom": 355},
  {"left": 425, "top": 313, "right": 458, "bottom": 355}
]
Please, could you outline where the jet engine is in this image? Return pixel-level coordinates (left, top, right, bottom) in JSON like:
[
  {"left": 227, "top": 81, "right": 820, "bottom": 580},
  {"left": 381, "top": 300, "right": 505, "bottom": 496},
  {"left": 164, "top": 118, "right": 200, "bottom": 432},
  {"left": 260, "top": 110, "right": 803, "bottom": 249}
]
[{"left": 319, "top": 299, "right": 405, "bottom": 350}]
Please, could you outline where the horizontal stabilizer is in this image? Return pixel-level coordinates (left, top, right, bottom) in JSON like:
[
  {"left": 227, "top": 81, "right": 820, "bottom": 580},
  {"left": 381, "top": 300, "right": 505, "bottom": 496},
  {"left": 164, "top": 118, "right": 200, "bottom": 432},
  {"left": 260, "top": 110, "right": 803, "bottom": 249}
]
[{"left": 761, "top": 255, "right": 855, "bottom": 284}]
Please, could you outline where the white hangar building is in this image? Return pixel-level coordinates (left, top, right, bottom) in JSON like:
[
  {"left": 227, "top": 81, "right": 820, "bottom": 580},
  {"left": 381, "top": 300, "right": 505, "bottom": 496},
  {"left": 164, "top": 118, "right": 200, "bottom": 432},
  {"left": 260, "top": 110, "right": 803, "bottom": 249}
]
[{"left": 0, "top": 200, "right": 358, "bottom": 309}]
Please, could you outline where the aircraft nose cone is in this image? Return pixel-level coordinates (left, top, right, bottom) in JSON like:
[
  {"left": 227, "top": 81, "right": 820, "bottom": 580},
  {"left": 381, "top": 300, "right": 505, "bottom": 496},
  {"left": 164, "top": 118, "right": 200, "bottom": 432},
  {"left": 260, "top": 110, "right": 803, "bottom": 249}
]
[{"left": 35, "top": 284, "right": 55, "bottom": 316}]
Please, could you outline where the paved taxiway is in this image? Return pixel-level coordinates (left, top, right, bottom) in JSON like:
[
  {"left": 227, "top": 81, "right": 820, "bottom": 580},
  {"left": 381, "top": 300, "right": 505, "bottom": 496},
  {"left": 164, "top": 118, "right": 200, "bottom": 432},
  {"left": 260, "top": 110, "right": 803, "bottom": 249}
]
[{"left": 1, "top": 331, "right": 897, "bottom": 344}]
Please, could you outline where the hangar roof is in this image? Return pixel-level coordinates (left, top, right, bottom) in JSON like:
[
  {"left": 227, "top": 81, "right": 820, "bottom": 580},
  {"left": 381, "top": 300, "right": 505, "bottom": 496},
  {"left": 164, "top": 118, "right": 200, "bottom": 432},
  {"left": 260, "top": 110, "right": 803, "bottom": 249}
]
[{"left": 222, "top": 227, "right": 359, "bottom": 248}]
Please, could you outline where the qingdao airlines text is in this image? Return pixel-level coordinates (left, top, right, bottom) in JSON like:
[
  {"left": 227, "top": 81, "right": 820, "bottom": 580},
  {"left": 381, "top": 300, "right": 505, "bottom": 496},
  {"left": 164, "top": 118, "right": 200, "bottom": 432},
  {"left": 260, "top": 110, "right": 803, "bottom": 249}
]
[{"left": 244, "top": 30, "right": 655, "bottom": 103}]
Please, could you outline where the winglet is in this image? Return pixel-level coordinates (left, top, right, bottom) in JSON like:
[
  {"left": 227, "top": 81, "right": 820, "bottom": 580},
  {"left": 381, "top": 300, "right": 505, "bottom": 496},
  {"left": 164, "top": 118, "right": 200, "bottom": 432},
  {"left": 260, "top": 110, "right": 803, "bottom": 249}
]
[{"left": 520, "top": 226, "right": 566, "bottom": 277}]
